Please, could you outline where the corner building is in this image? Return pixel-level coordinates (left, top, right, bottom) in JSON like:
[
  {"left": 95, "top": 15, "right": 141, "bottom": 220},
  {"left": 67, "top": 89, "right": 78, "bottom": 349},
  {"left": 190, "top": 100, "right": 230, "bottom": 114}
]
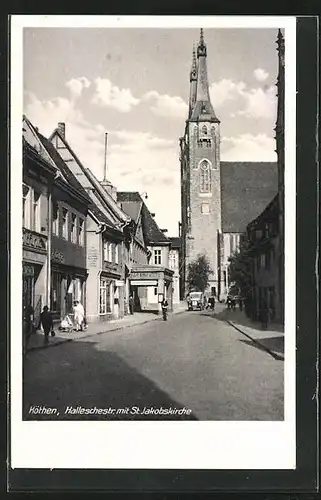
[{"left": 180, "top": 30, "right": 222, "bottom": 297}]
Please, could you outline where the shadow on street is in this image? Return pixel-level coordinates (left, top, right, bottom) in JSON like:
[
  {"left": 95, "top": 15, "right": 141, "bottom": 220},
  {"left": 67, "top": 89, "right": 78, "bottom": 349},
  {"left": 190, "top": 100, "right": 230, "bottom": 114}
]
[
  {"left": 210, "top": 308, "right": 284, "bottom": 334},
  {"left": 239, "top": 338, "right": 284, "bottom": 361},
  {"left": 23, "top": 339, "right": 198, "bottom": 421}
]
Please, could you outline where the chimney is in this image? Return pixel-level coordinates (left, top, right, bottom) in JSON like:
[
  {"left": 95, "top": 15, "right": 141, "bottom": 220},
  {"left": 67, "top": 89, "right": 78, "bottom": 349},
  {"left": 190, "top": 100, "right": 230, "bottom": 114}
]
[{"left": 58, "top": 122, "right": 65, "bottom": 139}]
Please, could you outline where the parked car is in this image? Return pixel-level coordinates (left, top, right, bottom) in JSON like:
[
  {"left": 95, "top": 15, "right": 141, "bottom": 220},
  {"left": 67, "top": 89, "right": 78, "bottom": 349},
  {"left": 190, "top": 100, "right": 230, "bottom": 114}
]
[{"left": 187, "top": 291, "right": 204, "bottom": 311}]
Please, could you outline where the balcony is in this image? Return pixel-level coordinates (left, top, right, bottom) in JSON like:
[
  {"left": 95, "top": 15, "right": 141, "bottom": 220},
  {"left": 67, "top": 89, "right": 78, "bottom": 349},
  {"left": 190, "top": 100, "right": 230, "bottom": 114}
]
[{"left": 23, "top": 228, "right": 47, "bottom": 254}]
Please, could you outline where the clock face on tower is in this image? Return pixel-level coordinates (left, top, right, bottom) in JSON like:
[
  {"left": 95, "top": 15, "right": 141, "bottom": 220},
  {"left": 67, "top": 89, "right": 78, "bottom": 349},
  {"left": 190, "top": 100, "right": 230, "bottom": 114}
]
[{"left": 200, "top": 160, "right": 209, "bottom": 171}]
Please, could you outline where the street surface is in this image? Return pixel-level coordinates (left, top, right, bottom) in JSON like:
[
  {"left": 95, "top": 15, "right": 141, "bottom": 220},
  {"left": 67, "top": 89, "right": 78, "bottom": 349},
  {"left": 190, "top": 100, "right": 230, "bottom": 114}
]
[{"left": 23, "top": 311, "right": 284, "bottom": 421}]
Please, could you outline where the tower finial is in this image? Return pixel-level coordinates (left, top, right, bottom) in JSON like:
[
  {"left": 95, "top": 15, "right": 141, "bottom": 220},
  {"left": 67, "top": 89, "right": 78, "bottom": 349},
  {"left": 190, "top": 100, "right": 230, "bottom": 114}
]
[
  {"left": 200, "top": 28, "right": 204, "bottom": 44},
  {"left": 197, "top": 28, "right": 206, "bottom": 57}
]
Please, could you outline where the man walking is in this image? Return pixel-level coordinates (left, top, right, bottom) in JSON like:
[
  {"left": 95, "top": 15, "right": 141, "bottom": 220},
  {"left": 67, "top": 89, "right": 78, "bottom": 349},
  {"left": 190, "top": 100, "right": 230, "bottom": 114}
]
[{"left": 40, "top": 306, "right": 54, "bottom": 344}]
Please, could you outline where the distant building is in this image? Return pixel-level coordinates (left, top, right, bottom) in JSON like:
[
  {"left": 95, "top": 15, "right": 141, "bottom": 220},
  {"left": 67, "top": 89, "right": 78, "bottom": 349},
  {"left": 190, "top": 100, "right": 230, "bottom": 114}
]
[
  {"left": 117, "top": 192, "right": 174, "bottom": 312},
  {"left": 180, "top": 29, "right": 278, "bottom": 299}
]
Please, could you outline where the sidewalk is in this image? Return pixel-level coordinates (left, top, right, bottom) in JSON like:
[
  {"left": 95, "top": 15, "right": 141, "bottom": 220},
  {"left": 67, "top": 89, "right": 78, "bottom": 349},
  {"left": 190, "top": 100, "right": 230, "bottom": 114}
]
[
  {"left": 204, "top": 306, "right": 284, "bottom": 360},
  {"left": 26, "top": 301, "right": 187, "bottom": 352}
]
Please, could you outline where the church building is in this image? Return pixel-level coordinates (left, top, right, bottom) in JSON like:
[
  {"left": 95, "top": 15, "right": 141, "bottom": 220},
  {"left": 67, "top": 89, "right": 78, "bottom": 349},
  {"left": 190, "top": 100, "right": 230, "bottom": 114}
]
[{"left": 180, "top": 29, "right": 278, "bottom": 299}]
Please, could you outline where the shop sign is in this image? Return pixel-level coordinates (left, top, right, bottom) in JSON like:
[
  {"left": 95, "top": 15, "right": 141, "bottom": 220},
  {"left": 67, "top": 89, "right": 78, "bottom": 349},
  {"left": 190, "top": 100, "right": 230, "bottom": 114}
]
[
  {"left": 115, "top": 280, "right": 124, "bottom": 287},
  {"left": 130, "top": 271, "right": 160, "bottom": 280},
  {"left": 23, "top": 228, "right": 47, "bottom": 252},
  {"left": 52, "top": 249, "right": 65, "bottom": 263},
  {"left": 131, "top": 280, "right": 158, "bottom": 286}
]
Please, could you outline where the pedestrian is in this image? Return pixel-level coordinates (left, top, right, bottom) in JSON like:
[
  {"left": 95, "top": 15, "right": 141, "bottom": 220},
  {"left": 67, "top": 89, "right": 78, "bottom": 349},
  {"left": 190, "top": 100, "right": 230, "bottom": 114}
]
[
  {"left": 161, "top": 297, "right": 168, "bottom": 321},
  {"left": 40, "top": 306, "right": 54, "bottom": 344},
  {"left": 73, "top": 300, "right": 85, "bottom": 331},
  {"left": 129, "top": 294, "right": 134, "bottom": 315}
]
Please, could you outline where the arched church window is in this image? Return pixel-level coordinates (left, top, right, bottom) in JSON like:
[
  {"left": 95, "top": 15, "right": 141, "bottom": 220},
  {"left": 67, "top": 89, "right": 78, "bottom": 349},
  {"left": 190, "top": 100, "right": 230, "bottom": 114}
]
[{"left": 199, "top": 160, "right": 211, "bottom": 193}]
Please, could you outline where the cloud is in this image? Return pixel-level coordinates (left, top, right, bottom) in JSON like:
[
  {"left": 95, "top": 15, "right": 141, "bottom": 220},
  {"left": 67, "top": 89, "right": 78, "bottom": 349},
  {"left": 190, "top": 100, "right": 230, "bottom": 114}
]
[
  {"left": 221, "top": 133, "right": 277, "bottom": 162},
  {"left": 143, "top": 90, "right": 188, "bottom": 119},
  {"left": 24, "top": 91, "right": 181, "bottom": 234},
  {"left": 209, "top": 79, "right": 246, "bottom": 108},
  {"left": 253, "top": 68, "right": 269, "bottom": 82},
  {"left": 210, "top": 78, "right": 277, "bottom": 119},
  {"left": 91, "top": 77, "right": 140, "bottom": 112},
  {"left": 65, "top": 77, "right": 91, "bottom": 99},
  {"left": 237, "top": 86, "right": 277, "bottom": 119}
]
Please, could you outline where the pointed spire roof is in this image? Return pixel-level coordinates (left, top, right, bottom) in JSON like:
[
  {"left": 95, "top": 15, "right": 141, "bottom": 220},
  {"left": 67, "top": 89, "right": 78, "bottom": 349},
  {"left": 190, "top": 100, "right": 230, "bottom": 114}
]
[
  {"left": 190, "top": 29, "right": 219, "bottom": 123},
  {"left": 190, "top": 45, "right": 197, "bottom": 82}
]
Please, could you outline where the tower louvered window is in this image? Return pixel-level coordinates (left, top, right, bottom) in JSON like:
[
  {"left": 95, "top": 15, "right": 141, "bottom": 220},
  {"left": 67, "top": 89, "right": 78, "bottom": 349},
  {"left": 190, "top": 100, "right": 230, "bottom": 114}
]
[{"left": 199, "top": 160, "right": 211, "bottom": 193}]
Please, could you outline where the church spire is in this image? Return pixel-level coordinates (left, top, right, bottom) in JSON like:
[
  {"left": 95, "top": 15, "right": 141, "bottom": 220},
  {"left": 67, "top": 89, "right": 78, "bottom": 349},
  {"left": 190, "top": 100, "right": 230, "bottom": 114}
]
[
  {"left": 189, "top": 45, "right": 197, "bottom": 117},
  {"left": 190, "top": 29, "right": 219, "bottom": 122}
]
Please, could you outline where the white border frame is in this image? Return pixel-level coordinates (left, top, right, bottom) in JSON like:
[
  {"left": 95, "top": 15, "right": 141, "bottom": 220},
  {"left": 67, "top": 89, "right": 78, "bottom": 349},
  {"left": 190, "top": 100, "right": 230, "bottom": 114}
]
[{"left": 10, "top": 15, "right": 296, "bottom": 470}]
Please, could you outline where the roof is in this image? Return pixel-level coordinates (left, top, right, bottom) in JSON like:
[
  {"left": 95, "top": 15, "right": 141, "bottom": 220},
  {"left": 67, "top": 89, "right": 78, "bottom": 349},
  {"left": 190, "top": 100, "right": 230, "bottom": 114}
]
[
  {"left": 168, "top": 237, "right": 181, "bottom": 249},
  {"left": 190, "top": 100, "right": 220, "bottom": 123},
  {"left": 220, "top": 161, "right": 278, "bottom": 233},
  {"left": 247, "top": 193, "right": 279, "bottom": 229},
  {"left": 117, "top": 191, "right": 169, "bottom": 245},
  {"left": 37, "top": 132, "right": 92, "bottom": 205}
]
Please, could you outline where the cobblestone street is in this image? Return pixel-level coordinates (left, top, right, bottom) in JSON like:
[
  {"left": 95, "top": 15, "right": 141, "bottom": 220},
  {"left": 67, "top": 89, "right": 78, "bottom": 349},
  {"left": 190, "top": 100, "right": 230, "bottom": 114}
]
[{"left": 23, "top": 309, "right": 284, "bottom": 421}]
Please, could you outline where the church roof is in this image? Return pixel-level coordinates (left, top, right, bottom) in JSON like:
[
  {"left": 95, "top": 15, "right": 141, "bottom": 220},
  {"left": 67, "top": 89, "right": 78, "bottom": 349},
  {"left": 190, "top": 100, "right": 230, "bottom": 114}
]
[
  {"left": 220, "top": 161, "right": 278, "bottom": 233},
  {"left": 189, "top": 100, "right": 220, "bottom": 123}
]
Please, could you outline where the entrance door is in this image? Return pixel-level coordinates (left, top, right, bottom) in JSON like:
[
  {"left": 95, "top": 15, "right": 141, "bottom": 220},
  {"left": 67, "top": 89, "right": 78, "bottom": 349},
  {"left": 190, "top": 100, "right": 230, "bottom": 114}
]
[{"left": 23, "top": 274, "right": 34, "bottom": 310}]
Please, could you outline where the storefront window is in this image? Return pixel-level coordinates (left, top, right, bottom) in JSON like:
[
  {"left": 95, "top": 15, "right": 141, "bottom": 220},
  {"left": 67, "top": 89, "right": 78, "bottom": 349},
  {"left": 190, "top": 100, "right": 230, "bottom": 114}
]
[{"left": 99, "top": 279, "right": 111, "bottom": 314}]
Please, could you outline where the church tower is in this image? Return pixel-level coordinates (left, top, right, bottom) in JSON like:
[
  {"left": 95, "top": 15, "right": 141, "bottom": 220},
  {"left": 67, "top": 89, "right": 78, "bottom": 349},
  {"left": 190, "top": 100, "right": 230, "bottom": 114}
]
[{"left": 180, "top": 29, "right": 222, "bottom": 297}]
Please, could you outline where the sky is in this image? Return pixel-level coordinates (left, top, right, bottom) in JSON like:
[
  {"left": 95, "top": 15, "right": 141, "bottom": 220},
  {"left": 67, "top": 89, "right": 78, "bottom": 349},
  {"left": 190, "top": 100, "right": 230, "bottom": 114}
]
[{"left": 23, "top": 27, "right": 280, "bottom": 235}]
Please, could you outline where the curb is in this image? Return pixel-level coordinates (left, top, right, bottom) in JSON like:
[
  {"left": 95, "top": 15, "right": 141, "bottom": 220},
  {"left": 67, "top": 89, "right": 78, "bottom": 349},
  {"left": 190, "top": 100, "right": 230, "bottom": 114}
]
[
  {"left": 26, "top": 311, "right": 187, "bottom": 353},
  {"left": 226, "top": 320, "right": 284, "bottom": 361}
]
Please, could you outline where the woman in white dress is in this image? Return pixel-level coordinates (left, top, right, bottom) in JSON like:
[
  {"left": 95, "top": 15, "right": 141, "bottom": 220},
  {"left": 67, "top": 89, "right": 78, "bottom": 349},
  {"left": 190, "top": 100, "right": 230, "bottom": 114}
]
[{"left": 73, "top": 300, "right": 85, "bottom": 331}]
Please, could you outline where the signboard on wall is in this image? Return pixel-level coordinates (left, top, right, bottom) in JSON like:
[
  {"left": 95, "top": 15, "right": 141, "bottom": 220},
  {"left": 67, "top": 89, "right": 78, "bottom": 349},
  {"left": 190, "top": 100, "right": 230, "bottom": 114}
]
[
  {"left": 131, "top": 280, "right": 158, "bottom": 286},
  {"left": 87, "top": 246, "right": 99, "bottom": 267}
]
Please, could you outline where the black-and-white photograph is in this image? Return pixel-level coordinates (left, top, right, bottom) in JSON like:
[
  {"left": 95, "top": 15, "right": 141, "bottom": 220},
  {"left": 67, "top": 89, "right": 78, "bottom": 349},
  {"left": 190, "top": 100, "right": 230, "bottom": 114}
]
[
  {"left": 10, "top": 15, "right": 299, "bottom": 472},
  {"left": 21, "top": 24, "right": 286, "bottom": 421}
]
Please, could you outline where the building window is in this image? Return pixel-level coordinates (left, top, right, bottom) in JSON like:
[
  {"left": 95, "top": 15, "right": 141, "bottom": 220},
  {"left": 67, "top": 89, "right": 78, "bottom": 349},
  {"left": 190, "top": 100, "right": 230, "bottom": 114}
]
[
  {"left": 201, "top": 125, "right": 208, "bottom": 135},
  {"left": 99, "top": 279, "right": 111, "bottom": 314},
  {"left": 103, "top": 241, "right": 113, "bottom": 262},
  {"left": 154, "top": 287, "right": 158, "bottom": 295},
  {"left": 62, "top": 208, "right": 68, "bottom": 239},
  {"left": 169, "top": 251, "right": 177, "bottom": 269},
  {"left": 78, "top": 217, "right": 84, "bottom": 246},
  {"left": 115, "top": 244, "right": 119, "bottom": 264},
  {"left": 154, "top": 249, "right": 162, "bottom": 265},
  {"left": 52, "top": 202, "right": 59, "bottom": 235},
  {"left": 108, "top": 242, "right": 113, "bottom": 262},
  {"left": 71, "top": 214, "right": 77, "bottom": 243},
  {"left": 260, "top": 253, "right": 266, "bottom": 269},
  {"left": 201, "top": 203, "right": 210, "bottom": 214},
  {"left": 199, "top": 160, "right": 211, "bottom": 193},
  {"left": 32, "top": 191, "right": 41, "bottom": 233},
  {"left": 22, "top": 184, "right": 31, "bottom": 229}
]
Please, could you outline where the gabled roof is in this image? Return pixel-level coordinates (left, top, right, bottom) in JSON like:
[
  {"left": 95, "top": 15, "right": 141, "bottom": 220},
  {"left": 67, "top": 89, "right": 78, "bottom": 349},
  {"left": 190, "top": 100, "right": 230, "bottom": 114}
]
[
  {"left": 220, "top": 161, "right": 278, "bottom": 233},
  {"left": 117, "top": 192, "right": 170, "bottom": 245},
  {"left": 36, "top": 132, "right": 92, "bottom": 205},
  {"left": 50, "top": 127, "right": 131, "bottom": 225},
  {"left": 189, "top": 100, "right": 220, "bottom": 123}
]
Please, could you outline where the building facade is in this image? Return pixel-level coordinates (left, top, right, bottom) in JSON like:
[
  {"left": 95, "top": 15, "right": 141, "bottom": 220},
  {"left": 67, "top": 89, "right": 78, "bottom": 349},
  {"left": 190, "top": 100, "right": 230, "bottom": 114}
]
[
  {"left": 23, "top": 116, "right": 91, "bottom": 325},
  {"left": 180, "top": 30, "right": 278, "bottom": 300},
  {"left": 168, "top": 237, "right": 181, "bottom": 305},
  {"left": 49, "top": 123, "right": 132, "bottom": 322}
]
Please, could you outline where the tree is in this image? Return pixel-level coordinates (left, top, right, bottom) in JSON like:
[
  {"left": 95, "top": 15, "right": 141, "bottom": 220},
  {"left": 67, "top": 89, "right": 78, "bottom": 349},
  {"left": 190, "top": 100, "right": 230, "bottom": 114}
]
[
  {"left": 228, "top": 237, "right": 252, "bottom": 298},
  {"left": 187, "top": 253, "right": 213, "bottom": 292}
]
